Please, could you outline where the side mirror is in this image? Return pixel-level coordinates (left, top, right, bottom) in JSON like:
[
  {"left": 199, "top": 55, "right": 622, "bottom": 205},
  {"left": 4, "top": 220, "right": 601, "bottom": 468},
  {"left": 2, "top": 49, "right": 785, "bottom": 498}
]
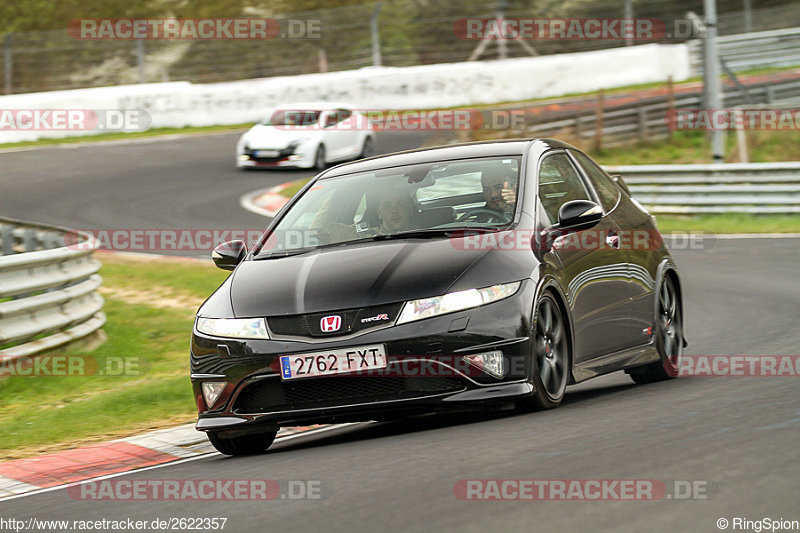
[
  {"left": 211, "top": 240, "right": 247, "bottom": 271},
  {"left": 557, "top": 199, "right": 603, "bottom": 229},
  {"left": 534, "top": 200, "right": 603, "bottom": 258}
]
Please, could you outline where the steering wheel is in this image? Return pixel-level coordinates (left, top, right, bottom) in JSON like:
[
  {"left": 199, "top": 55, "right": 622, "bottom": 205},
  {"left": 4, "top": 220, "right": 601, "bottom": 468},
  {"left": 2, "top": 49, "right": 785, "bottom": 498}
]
[{"left": 458, "top": 207, "right": 511, "bottom": 225}]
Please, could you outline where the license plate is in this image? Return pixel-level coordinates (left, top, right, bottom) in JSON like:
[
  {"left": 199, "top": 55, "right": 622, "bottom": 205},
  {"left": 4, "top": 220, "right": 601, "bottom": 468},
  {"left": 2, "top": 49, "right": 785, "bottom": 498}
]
[
  {"left": 279, "top": 344, "right": 387, "bottom": 380},
  {"left": 255, "top": 150, "right": 280, "bottom": 157}
]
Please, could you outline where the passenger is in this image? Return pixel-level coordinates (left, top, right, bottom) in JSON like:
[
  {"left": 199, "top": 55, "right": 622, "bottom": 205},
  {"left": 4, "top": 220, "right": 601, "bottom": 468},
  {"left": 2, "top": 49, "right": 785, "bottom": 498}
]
[{"left": 311, "top": 189, "right": 416, "bottom": 244}]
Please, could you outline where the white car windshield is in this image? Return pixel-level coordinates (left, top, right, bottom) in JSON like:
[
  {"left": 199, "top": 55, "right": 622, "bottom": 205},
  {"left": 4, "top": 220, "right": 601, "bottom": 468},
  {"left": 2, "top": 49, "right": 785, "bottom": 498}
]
[
  {"left": 255, "top": 157, "right": 521, "bottom": 257},
  {"left": 262, "top": 110, "right": 322, "bottom": 127}
]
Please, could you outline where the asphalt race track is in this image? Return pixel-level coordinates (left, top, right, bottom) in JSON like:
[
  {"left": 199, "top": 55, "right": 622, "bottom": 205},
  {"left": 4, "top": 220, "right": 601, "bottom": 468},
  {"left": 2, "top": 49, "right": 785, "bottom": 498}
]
[{"left": 1, "top": 133, "right": 799, "bottom": 531}]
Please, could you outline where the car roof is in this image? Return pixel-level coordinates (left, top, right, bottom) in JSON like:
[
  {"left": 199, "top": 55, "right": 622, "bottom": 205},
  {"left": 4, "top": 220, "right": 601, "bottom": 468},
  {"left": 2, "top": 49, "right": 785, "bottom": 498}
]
[{"left": 321, "top": 138, "right": 577, "bottom": 178}]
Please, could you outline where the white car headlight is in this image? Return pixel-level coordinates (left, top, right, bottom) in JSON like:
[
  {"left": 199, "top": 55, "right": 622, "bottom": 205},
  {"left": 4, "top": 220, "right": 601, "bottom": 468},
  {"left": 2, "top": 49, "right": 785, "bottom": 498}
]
[
  {"left": 396, "top": 282, "right": 521, "bottom": 325},
  {"left": 195, "top": 317, "right": 269, "bottom": 339}
]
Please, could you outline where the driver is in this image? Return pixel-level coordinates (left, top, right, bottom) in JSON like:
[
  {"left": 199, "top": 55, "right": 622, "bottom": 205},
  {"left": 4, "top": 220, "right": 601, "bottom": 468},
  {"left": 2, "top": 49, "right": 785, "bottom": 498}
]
[
  {"left": 480, "top": 165, "right": 517, "bottom": 217},
  {"left": 311, "top": 188, "right": 416, "bottom": 244}
]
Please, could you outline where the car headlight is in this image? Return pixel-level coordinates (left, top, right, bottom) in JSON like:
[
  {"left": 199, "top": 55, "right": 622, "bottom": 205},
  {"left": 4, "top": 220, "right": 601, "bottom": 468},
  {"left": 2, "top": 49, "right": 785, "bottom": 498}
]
[
  {"left": 195, "top": 317, "right": 269, "bottom": 339},
  {"left": 396, "top": 282, "right": 521, "bottom": 325}
]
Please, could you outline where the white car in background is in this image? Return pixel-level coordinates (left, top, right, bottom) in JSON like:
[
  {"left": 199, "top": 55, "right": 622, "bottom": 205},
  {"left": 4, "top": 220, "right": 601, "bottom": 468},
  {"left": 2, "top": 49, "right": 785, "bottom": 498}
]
[{"left": 236, "top": 102, "right": 376, "bottom": 170}]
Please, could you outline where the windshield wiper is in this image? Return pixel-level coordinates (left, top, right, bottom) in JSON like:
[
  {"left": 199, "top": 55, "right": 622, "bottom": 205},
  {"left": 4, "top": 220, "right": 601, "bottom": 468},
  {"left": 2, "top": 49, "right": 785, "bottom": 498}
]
[
  {"left": 254, "top": 248, "right": 316, "bottom": 260},
  {"left": 372, "top": 227, "right": 499, "bottom": 241}
]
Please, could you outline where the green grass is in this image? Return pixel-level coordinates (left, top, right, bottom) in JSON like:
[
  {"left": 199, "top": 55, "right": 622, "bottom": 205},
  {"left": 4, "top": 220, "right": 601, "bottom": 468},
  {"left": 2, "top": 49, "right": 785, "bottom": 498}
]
[
  {"left": 654, "top": 214, "right": 800, "bottom": 234},
  {"left": 96, "top": 255, "right": 229, "bottom": 297},
  {"left": 277, "top": 178, "right": 313, "bottom": 198},
  {"left": 589, "top": 130, "right": 800, "bottom": 165},
  {"left": 0, "top": 257, "right": 229, "bottom": 459}
]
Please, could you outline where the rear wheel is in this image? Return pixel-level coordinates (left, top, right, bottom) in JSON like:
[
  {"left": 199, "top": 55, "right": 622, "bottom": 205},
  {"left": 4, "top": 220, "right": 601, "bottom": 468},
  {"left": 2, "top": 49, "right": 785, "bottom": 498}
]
[
  {"left": 314, "top": 145, "right": 327, "bottom": 170},
  {"left": 629, "top": 275, "right": 684, "bottom": 384},
  {"left": 207, "top": 429, "right": 277, "bottom": 456},
  {"left": 359, "top": 137, "right": 375, "bottom": 159},
  {"left": 518, "top": 294, "right": 570, "bottom": 411}
]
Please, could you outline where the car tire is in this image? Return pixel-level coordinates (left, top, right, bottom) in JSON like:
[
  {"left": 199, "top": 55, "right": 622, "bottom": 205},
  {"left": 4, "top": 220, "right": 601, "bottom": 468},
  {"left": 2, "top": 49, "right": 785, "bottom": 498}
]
[
  {"left": 207, "top": 429, "right": 277, "bottom": 456},
  {"left": 517, "top": 293, "right": 570, "bottom": 411},
  {"left": 629, "top": 275, "right": 684, "bottom": 384},
  {"left": 359, "top": 137, "right": 375, "bottom": 159},
  {"left": 314, "top": 145, "right": 327, "bottom": 171}
]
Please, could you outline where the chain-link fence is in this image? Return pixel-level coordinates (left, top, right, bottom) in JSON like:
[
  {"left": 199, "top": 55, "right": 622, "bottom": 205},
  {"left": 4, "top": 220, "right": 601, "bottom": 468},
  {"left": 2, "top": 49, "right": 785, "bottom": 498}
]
[{"left": 2, "top": 1, "right": 800, "bottom": 95}]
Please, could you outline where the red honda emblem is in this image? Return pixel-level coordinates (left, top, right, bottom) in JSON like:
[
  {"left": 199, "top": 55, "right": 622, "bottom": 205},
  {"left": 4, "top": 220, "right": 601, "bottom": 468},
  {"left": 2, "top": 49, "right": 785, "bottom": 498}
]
[{"left": 320, "top": 315, "right": 342, "bottom": 332}]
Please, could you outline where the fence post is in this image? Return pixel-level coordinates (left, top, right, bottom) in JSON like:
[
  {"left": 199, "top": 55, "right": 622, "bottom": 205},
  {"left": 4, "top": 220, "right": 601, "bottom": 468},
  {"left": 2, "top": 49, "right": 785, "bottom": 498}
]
[
  {"left": 318, "top": 48, "right": 328, "bottom": 73},
  {"left": 638, "top": 105, "right": 647, "bottom": 140},
  {"left": 370, "top": 2, "right": 383, "bottom": 67},
  {"left": 743, "top": 0, "right": 752, "bottom": 33},
  {"left": 0, "top": 224, "right": 13, "bottom": 255},
  {"left": 624, "top": 0, "right": 634, "bottom": 46},
  {"left": 136, "top": 38, "right": 146, "bottom": 84},
  {"left": 574, "top": 115, "right": 582, "bottom": 142},
  {"left": 594, "top": 89, "right": 604, "bottom": 152},
  {"left": 667, "top": 76, "right": 674, "bottom": 139},
  {"left": 3, "top": 33, "right": 11, "bottom": 95}
]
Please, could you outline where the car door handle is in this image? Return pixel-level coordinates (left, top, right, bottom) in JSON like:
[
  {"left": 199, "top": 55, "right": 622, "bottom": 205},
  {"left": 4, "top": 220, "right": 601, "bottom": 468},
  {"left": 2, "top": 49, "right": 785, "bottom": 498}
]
[{"left": 606, "top": 232, "right": 620, "bottom": 249}]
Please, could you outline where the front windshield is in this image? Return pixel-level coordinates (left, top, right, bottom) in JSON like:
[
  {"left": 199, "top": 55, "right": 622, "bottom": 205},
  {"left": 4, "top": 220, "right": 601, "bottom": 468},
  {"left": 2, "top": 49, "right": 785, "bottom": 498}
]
[
  {"left": 255, "top": 157, "right": 521, "bottom": 256},
  {"left": 262, "top": 109, "right": 322, "bottom": 127}
]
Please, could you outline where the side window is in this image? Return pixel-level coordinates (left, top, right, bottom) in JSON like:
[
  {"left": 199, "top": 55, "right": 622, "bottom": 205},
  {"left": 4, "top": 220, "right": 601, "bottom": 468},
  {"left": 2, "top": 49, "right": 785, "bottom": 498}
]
[
  {"left": 323, "top": 111, "right": 339, "bottom": 128},
  {"left": 570, "top": 150, "right": 619, "bottom": 212},
  {"left": 336, "top": 109, "right": 352, "bottom": 123},
  {"left": 538, "top": 153, "right": 592, "bottom": 225}
]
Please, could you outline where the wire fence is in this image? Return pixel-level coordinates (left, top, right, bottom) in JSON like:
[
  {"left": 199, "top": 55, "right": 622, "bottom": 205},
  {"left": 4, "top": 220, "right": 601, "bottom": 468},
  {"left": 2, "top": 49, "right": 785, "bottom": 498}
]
[{"left": 3, "top": 2, "right": 800, "bottom": 95}]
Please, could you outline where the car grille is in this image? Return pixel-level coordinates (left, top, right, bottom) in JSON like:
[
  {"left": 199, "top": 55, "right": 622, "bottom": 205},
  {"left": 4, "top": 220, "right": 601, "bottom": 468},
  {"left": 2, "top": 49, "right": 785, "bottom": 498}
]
[
  {"left": 233, "top": 375, "right": 465, "bottom": 413},
  {"left": 267, "top": 303, "right": 403, "bottom": 338},
  {"left": 245, "top": 146, "right": 294, "bottom": 163}
]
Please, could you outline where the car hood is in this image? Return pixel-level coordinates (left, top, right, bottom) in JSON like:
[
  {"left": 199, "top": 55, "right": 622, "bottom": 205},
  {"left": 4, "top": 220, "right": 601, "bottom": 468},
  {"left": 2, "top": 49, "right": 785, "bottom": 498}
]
[
  {"left": 228, "top": 238, "right": 495, "bottom": 317},
  {"left": 242, "top": 124, "right": 321, "bottom": 149}
]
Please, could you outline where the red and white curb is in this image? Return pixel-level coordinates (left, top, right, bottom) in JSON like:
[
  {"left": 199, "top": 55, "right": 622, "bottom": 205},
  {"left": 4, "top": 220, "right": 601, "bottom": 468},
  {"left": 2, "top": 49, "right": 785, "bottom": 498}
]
[
  {"left": 0, "top": 423, "right": 339, "bottom": 499},
  {"left": 239, "top": 182, "right": 297, "bottom": 218}
]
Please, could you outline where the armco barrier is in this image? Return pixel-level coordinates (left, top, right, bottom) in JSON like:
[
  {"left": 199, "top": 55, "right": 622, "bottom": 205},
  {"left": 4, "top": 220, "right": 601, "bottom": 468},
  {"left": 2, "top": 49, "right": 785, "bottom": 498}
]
[
  {"left": 606, "top": 162, "right": 800, "bottom": 214},
  {"left": 0, "top": 217, "right": 105, "bottom": 359}
]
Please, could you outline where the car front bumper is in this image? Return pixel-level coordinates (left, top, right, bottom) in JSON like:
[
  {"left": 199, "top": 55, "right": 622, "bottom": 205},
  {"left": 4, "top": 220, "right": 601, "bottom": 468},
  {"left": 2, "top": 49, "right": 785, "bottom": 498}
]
[
  {"left": 236, "top": 143, "right": 316, "bottom": 169},
  {"left": 191, "top": 280, "right": 536, "bottom": 432}
]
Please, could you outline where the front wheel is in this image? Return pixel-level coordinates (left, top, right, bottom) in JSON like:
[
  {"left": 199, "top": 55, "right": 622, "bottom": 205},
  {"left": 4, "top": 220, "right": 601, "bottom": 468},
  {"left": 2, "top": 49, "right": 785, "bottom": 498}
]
[
  {"left": 207, "top": 429, "right": 277, "bottom": 456},
  {"left": 517, "top": 294, "right": 570, "bottom": 411},
  {"left": 629, "top": 275, "right": 684, "bottom": 384}
]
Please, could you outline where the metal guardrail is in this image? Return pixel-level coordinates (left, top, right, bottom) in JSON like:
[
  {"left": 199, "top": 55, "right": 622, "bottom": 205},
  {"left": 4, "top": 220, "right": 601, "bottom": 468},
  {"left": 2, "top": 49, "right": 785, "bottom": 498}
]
[
  {"left": 605, "top": 162, "right": 800, "bottom": 214},
  {"left": 0, "top": 217, "right": 105, "bottom": 360},
  {"left": 689, "top": 26, "right": 800, "bottom": 76}
]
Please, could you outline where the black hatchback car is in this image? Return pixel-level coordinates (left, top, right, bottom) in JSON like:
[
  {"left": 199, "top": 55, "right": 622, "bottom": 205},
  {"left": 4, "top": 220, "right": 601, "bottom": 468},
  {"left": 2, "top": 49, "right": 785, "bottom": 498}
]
[{"left": 191, "top": 139, "right": 686, "bottom": 455}]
